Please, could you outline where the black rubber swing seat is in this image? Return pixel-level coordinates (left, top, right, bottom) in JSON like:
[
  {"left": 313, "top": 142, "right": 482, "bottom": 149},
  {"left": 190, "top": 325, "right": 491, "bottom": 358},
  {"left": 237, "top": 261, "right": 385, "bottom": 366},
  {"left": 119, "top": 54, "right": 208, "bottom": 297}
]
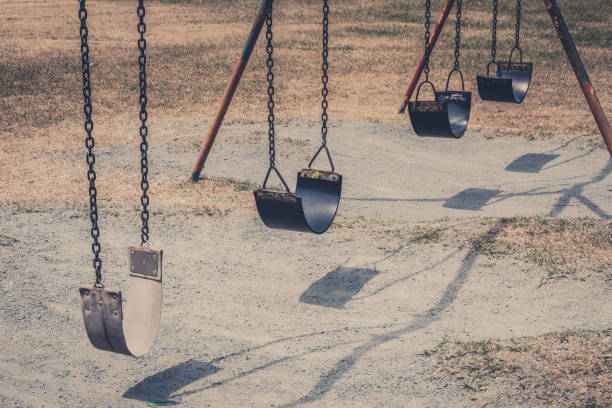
[
  {"left": 477, "top": 61, "right": 533, "bottom": 104},
  {"left": 408, "top": 73, "right": 471, "bottom": 139},
  {"left": 408, "top": 91, "right": 471, "bottom": 138},
  {"left": 254, "top": 169, "right": 342, "bottom": 234}
]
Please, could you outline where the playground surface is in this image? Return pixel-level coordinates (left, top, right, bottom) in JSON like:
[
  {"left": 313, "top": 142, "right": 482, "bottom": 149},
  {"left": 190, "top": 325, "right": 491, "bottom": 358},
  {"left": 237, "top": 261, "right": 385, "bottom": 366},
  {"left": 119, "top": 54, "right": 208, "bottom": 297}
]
[
  {"left": 1, "top": 119, "right": 611, "bottom": 407},
  {"left": 0, "top": 0, "right": 611, "bottom": 407}
]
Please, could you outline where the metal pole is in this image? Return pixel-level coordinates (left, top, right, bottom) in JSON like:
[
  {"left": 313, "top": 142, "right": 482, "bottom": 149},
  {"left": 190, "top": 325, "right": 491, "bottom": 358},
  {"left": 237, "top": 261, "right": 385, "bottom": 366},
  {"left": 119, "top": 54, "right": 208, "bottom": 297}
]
[
  {"left": 542, "top": 0, "right": 612, "bottom": 156},
  {"left": 398, "top": 0, "right": 455, "bottom": 114},
  {"left": 191, "top": 0, "right": 271, "bottom": 181}
]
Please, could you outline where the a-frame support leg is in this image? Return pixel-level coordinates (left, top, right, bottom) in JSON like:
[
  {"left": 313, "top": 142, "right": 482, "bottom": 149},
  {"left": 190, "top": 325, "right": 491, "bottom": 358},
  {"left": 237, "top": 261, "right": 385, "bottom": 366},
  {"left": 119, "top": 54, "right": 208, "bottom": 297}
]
[
  {"left": 542, "top": 0, "right": 611, "bottom": 156},
  {"left": 191, "top": 0, "right": 272, "bottom": 181}
]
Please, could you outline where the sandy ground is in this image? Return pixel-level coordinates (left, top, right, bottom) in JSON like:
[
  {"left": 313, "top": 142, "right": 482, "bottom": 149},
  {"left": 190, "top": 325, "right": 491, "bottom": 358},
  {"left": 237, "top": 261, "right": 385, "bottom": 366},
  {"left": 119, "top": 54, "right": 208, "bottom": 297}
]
[{"left": 1, "top": 120, "right": 611, "bottom": 407}]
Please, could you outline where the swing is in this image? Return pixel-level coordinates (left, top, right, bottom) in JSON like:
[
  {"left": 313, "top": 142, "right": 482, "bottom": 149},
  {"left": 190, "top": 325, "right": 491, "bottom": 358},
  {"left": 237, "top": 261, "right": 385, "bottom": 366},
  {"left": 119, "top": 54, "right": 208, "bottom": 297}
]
[
  {"left": 253, "top": 0, "right": 342, "bottom": 234},
  {"left": 477, "top": 0, "right": 532, "bottom": 104},
  {"left": 408, "top": 0, "right": 471, "bottom": 139},
  {"left": 77, "top": 0, "right": 162, "bottom": 357}
]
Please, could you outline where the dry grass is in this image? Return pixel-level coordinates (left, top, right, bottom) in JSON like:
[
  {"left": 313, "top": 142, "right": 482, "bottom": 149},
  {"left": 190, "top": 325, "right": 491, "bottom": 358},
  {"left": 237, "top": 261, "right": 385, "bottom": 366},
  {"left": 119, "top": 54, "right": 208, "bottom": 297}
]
[
  {"left": 2, "top": 0, "right": 610, "bottom": 141},
  {"left": 477, "top": 217, "right": 612, "bottom": 283},
  {"left": 1, "top": 0, "right": 610, "bottom": 208},
  {"left": 362, "top": 217, "right": 612, "bottom": 283},
  {"left": 0, "top": 1, "right": 610, "bottom": 217},
  {"left": 423, "top": 329, "right": 612, "bottom": 407}
]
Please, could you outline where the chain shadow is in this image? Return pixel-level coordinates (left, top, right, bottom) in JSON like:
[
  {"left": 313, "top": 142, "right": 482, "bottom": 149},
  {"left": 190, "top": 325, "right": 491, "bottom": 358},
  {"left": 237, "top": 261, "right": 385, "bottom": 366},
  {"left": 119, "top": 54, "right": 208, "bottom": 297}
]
[
  {"left": 548, "top": 158, "right": 612, "bottom": 219},
  {"left": 300, "top": 219, "right": 472, "bottom": 308},
  {"left": 343, "top": 158, "right": 611, "bottom": 219},
  {"left": 277, "top": 223, "right": 503, "bottom": 407},
  {"left": 122, "top": 223, "right": 472, "bottom": 404}
]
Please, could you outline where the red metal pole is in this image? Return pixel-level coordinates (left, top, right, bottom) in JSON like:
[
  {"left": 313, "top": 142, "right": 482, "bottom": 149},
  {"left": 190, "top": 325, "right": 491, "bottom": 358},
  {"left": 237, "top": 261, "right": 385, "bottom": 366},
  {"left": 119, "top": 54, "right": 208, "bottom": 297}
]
[
  {"left": 398, "top": 0, "right": 455, "bottom": 114},
  {"left": 542, "top": 0, "right": 612, "bottom": 157},
  {"left": 191, "top": 0, "right": 271, "bottom": 181}
]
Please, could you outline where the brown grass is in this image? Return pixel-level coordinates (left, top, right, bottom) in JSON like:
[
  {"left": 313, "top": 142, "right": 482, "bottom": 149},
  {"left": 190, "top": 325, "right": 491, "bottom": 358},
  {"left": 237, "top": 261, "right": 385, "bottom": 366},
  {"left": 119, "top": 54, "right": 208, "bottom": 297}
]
[
  {"left": 0, "top": 0, "right": 612, "bottom": 207},
  {"left": 1, "top": 0, "right": 610, "bottom": 208},
  {"left": 477, "top": 217, "right": 612, "bottom": 282},
  {"left": 423, "top": 329, "right": 612, "bottom": 407},
  {"left": 361, "top": 217, "right": 612, "bottom": 283}
]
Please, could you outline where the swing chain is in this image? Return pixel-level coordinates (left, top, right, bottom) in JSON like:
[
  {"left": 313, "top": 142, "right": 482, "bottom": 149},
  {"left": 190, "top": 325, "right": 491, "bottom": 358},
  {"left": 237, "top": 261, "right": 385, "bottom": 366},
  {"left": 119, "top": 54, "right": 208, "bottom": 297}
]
[
  {"left": 260, "top": 1, "right": 290, "bottom": 192},
  {"left": 453, "top": 0, "right": 462, "bottom": 71},
  {"left": 423, "top": 0, "right": 431, "bottom": 81},
  {"left": 491, "top": 0, "right": 498, "bottom": 64},
  {"left": 320, "top": 0, "right": 329, "bottom": 148},
  {"left": 79, "top": 0, "right": 103, "bottom": 286},
  {"left": 308, "top": 0, "right": 334, "bottom": 172},
  {"left": 265, "top": 1, "right": 276, "bottom": 171},
  {"left": 514, "top": 0, "right": 521, "bottom": 49},
  {"left": 137, "top": 0, "right": 150, "bottom": 246}
]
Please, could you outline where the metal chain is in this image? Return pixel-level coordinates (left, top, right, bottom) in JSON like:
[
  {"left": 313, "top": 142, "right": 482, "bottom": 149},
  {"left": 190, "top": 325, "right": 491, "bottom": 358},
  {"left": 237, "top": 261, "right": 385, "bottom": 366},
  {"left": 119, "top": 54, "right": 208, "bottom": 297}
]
[
  {"left": 79, "top": 0, "right": 103, "bottom": 286},
  {"left": 423, "top": 0, "right": 431, "bottom": 80},
  {"left": 137, "top": 0, "right": 150, "bottom": 246},
  {"left": 453, "top": 0, "right": 462, "bottom": 70},
  {"left": 514, "top": 0, "right": 521, "bottom": 48},
  {"left": 265, "top": 1, "right": 276, "bottom": 170},
  {"left": 320, "top": 0, "right": 329, "bottom": 147},
  {"left": 491, "top": 0, "right": 498, "bottom": 63}
]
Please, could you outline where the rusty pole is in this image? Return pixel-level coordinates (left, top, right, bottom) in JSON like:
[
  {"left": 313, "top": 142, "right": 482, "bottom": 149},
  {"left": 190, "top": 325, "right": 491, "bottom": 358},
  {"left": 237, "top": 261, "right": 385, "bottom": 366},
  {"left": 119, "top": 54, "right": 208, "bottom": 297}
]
[
  {"left": 398, "top": 0, "right": 455, "bottom": 114},
  {"left": 191, "top": 0, "right": 271, "bottom": 182},
  {"left": 542, "top": 0, "right": 612, "bottom": 156}
]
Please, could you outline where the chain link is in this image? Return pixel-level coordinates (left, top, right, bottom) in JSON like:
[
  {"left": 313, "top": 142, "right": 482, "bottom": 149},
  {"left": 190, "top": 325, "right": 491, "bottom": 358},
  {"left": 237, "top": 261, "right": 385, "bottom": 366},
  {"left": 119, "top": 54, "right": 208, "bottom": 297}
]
[
  {"left": 491, "top": 0, "right": 498, "bottom": 63},
  {"left": 453, "top": 0, "right": 462, "bottom": 71},
  {"left": 78, "top": 0, "right": 152, "bottom": 283},
  {"left": 79, "top": 0, "right": 103, "bottom": 286},
  {"left": 423, "top": 0, "right": 431, "bottom": 80},
  {"left": 320, "top": 0, "right": 329, "bottom": 147},
  {"left": 137, "top": 0, "right": 150, "bottom": 246},
  {"left": 514, "top": 0, "right": 521, "bottom": 49},
  {"left": 265, "top": 1, "right": 276, "bottom": 170}
]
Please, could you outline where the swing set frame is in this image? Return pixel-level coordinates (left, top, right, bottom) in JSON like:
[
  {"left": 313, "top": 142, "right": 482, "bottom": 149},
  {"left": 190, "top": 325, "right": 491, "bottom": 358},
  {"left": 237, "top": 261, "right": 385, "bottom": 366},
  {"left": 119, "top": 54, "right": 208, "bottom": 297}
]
[{"left": 191, "top": 0, "right": 611, "bottom": 182}]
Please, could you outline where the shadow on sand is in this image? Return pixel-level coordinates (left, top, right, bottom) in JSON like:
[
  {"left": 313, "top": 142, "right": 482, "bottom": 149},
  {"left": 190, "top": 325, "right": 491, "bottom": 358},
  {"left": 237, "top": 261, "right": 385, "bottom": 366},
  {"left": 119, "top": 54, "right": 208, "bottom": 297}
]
[
  {"left": 299, "top": 266, "right": 379, "bottom": 308},
  {"left": 123, "top": 360, "right": 220, "bottom": 405}
]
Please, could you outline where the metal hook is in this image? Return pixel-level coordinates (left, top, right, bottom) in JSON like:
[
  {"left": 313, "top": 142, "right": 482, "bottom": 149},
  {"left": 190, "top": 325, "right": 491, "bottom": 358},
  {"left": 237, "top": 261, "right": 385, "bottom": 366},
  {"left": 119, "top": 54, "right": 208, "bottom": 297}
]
[
  {"left": 308, "top": 144, "right": 335, "bottom": 173},
  {"left": 445, "top": 68, "right": 465, "bottom": 92},
  {"left": 486, "top": 61, "right": 499, "bottom": 77},
  {"left": 415, "top": 80, "right": 437, "bottom": 103},
  {"left": 508, "top": 46, "right": 523, "bottom": 66},
  {"left": 262, "top": 166, "right": 290, "bottom": 192}
]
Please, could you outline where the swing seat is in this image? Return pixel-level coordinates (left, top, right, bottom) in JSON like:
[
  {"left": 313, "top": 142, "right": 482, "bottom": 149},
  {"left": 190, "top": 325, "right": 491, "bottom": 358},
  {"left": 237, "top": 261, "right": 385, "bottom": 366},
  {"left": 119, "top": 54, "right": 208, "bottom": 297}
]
[
  {"left": 408, "top": 91, "right": 471, "bottom": 139},
  {"left": 79, "top": 247, "right": 162, "bottom": 357},
  {"left": 477, "top": 61, "right": 533, "bottom": 104},
  {"left": 253, "top": 169, "right": 342, "bottom": 234}
]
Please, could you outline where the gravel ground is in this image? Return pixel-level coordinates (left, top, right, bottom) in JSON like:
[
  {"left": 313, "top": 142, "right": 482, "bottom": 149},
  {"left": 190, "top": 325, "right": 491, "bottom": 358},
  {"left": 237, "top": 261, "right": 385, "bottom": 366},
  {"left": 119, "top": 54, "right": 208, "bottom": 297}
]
[{"left": 0, "top": 120, "right": 610, "bottom": 407}]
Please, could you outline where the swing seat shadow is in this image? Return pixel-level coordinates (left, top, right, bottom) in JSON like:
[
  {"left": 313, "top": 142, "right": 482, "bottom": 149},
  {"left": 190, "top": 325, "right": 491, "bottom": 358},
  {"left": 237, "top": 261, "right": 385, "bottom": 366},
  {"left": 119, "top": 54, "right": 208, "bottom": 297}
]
[
  {"left": 443, "top": 188, "right": 502, "bottom": 211},
  {"left": 123, "top": 360, "right": 219, "bottom": 405},
  {"left": 505, "top": 153, "right": 560, "bottom": 173},
  {"left": 300, "top": 266, "right": 379, "bottom": 309}
]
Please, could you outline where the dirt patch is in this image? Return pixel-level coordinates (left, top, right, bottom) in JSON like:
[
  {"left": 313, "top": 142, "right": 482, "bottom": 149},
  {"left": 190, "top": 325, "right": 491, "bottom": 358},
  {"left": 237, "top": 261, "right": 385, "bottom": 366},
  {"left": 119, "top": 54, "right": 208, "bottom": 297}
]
[
  {"left": 367, "top": 217, "right": 612, "bottom": 284},
  {"left": 423, "top": 329, "right": 612, "bottom": 407}
]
